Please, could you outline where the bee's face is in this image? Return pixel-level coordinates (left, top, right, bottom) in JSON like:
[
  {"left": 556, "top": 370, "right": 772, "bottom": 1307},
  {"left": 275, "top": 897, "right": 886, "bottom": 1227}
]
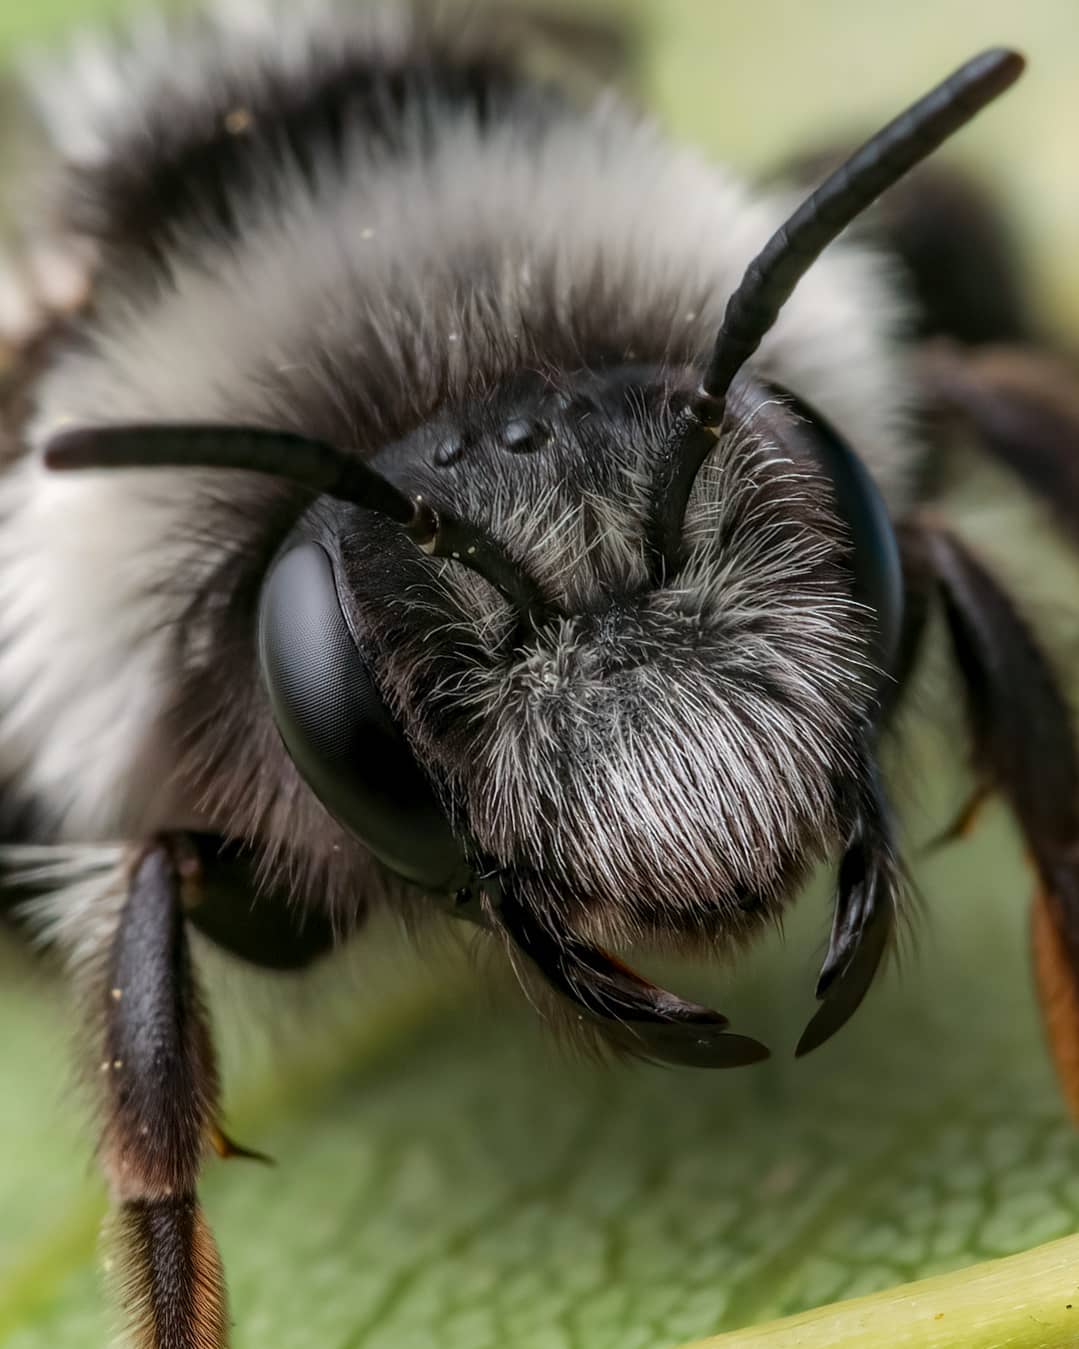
[{"left": 329, "top": 370, "right": 878, "bottom": 950}]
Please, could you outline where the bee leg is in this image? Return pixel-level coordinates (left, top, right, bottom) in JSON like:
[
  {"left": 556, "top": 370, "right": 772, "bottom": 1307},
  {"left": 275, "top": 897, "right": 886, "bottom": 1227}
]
[
  {"left": 892, "top": 520, "right": 994, "bottom": 851},
  {"left": 882, "top": 520, "right": 936, "bottom": 721},
  {"left": 918, "top": 341, "right": 1079, "bottom": 547},
  {"left": 917, "top": 523, "right": 1079, "bottom": 1121},
  {"left": 926, "top": 781, "right": 994, "bottom": 850},
  {"left": 185, "top": 832, "right": 338, "bottom": 972},
  {"left": 208, "top": 1124, "right": 273, "bottom": 1167},
  {"left": 100, "top": 836, "right": 230, "bottom": 1349}
]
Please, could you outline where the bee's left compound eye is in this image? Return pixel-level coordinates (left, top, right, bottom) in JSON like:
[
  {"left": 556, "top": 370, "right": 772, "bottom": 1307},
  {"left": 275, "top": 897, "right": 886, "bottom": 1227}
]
[
  {"left": 763, "top": 384, "right": 905, "bottom": 688},
  {"left": 800, "top": 405, "right": 904, "bottom": 683},
  {"left": 257, "top": 542, "right": 470, "bottom": 892}
]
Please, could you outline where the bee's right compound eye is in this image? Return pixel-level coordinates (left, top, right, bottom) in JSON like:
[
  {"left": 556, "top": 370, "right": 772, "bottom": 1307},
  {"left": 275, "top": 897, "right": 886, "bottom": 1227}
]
[{"left": 257, "top": 541, "right": 469, "bottom": 893}]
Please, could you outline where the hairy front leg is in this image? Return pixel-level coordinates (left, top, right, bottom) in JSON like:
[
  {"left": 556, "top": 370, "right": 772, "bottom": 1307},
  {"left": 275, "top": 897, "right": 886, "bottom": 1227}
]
[{"left": 99, "top": 837, "right": 229, "bottom": 1349}]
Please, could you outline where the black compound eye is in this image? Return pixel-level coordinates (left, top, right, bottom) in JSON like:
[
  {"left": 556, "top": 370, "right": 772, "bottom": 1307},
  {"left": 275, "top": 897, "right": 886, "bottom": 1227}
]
[
  {"left": 772, "top": 387, "right": 904, "bottom": 687},
  {"left": 808, "top": 418, "right": 903, "bottom": 683},
  {"left": 257, "top": 542, "right": 469, "bottom": 892}
]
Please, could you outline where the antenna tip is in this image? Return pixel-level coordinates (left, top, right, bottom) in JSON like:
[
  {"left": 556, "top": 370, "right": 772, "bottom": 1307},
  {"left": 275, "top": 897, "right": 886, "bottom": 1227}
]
[
  {"left": 987, "top": 45, "right": 1026, "bottom": 73},
  {"left": 969, "top": 45, "right": 1026, "bottom": 94}
]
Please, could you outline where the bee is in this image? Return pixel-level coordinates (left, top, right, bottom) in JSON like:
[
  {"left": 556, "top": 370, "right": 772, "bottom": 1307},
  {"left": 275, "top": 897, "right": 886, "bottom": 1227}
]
[{"left": 0, "top": 4, "right": 1075, "bottom": 1346}]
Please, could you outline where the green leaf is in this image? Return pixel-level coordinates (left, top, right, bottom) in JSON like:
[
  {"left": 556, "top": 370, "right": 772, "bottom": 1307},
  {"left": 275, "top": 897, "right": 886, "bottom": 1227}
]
[{"left": 3, "top": 790, "right": 1079, "bottom": 1348}]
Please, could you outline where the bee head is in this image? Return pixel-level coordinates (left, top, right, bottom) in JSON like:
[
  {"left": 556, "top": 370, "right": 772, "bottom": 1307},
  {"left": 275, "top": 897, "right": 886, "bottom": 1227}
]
[{"left": 337, "top": 367, "right": 888, "bottom": 948}]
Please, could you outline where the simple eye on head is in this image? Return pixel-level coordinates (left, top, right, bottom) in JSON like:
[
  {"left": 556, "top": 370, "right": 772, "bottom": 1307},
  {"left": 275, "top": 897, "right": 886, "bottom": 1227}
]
[{"left": 257, "top": 539, "right": 469, "bottom": 893}]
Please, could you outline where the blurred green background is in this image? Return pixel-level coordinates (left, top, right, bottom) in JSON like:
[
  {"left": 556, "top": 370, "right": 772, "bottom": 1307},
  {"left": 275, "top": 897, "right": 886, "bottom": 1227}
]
[{"left": 1, "top": 3, "right": 1079, "bottom": 1348}]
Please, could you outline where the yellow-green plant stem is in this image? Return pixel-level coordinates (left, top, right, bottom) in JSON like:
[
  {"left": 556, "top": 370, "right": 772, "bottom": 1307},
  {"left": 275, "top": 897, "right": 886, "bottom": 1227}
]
[{"left": 687, "top": 1233, "right": 1079, "bottom": 1348}]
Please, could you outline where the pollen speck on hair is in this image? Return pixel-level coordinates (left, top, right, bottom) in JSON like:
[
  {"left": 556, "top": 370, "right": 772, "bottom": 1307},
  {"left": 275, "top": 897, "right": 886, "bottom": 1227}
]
[{"left": 223, "top": 107, "right": 254, "bottom": 135}]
